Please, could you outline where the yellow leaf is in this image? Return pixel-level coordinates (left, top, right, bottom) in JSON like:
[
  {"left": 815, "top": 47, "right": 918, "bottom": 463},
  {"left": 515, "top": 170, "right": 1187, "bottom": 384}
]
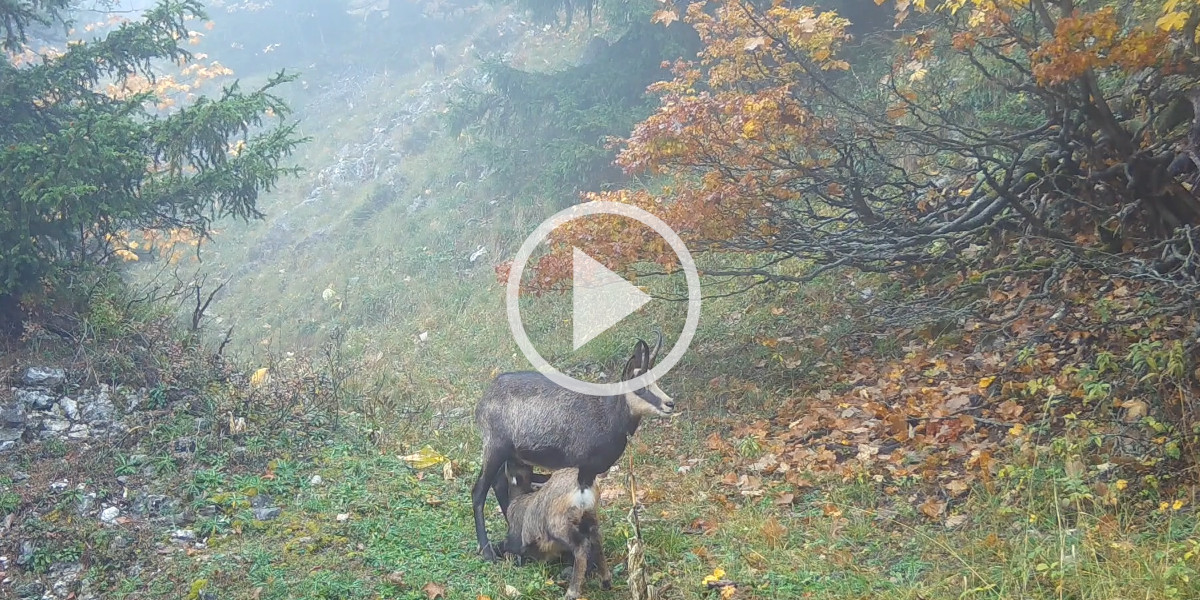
[
  {"left": 720, "top": 586, "right": 736, "bottom": 599},
  {"left": 1008, "top": 423, "right": 1024, "bottom": 437},
  {"left": 250, "top": 367, "right": 269, "bottom": 388},
  {"left": 400, "top": 446, "right": 448, "bottom": 469},
  {"left": 1115, "top": 479, "right": 1128, "bottom": 490},
  {"left": 1157, "top": 10, "right": 1189, "bottom": 31},
  {"left": 978, "top": 376, "right": 995, "bottom": 391},
  {"left": 701, "top": 567, "right": 726, "bottom": 586}
]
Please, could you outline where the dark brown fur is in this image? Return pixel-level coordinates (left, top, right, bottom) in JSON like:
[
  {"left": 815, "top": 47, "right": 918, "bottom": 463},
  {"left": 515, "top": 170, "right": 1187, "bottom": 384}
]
[{"left": 502, "top": 466, "right": 612, "bottom": 599}]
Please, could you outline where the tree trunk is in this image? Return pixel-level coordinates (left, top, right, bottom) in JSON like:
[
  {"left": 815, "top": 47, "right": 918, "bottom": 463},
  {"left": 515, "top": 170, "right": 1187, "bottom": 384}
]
[{"left": 0, "top": 293, "right": 24, "bottom": 340}]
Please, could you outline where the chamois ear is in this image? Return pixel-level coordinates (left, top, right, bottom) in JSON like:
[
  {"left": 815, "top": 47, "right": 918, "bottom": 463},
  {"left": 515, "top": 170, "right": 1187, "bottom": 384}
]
[{"left": 622, "top": 340, "right": 650, "bottom": 380}]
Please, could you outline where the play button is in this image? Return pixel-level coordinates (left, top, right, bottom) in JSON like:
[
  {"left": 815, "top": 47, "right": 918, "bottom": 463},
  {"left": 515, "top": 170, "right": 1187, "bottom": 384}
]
[
  {"left": 572, "top": 247, "right": 651, "bottom": 350},
  {"left": 505, "top": 201, "right": 702, "bottom": 397}
]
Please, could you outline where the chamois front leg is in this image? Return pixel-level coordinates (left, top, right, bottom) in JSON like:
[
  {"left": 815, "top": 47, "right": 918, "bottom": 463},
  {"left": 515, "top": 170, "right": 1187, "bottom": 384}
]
[{"left": 472, "top": 451, "right": 507, "bottom": 561}]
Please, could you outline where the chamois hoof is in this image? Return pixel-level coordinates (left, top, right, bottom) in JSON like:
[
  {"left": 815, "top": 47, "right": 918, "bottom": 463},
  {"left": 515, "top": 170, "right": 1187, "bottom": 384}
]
[
  {"left": 601, "top": 578, "right": 612, "bottom": 590},
  {"left": 481, "top": 543, "right": 500, "bottom": 562}
]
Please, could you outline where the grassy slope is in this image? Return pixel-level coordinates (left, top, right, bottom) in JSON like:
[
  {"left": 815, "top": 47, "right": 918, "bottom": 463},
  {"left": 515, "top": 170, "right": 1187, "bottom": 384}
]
[{"left": 85, "top": 6, "right": 1200, "bottom": 600}]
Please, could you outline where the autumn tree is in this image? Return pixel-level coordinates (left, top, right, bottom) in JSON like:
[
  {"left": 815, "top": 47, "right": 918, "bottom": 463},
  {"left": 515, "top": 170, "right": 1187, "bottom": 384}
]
[
  {"left": 0, "top": 0, "right": 305, "bottom": 332},
  {"left": 514, "top": 0, "right": 1200, "bottom": 311}
]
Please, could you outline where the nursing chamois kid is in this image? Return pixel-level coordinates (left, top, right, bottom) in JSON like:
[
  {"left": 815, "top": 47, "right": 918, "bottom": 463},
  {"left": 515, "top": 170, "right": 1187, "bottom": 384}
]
[{"left": 502, "top": 463, "right": 612, "bottom": 600}]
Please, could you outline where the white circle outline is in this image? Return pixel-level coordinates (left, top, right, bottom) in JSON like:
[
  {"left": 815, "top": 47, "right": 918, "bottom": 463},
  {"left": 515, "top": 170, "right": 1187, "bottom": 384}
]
[{"left": 505, "top": 201, "right": 701, "bottom": 397}]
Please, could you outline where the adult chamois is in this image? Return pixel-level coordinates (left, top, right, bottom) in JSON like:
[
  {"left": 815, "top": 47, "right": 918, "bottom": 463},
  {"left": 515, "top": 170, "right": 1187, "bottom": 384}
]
[
  {"left": 471, "top": 333, "right": 675, "bottom": 561},
  {"left": 501, "top": 464, "right": 612, "bottom": 599}
]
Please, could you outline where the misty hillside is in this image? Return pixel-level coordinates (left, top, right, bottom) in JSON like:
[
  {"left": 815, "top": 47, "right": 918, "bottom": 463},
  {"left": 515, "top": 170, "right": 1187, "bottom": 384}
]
[{"left": 4, "top": 1, "right": 1200, "bottom": 599}]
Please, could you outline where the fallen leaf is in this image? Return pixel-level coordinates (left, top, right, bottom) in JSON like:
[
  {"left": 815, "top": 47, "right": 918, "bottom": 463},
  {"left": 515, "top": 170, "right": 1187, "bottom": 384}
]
[
  {"left": 919, "top": 497, "right": 946, "bottom": 520},
  {"left": 1065, "top": 456, "right": 1085, "bottom": 479},
  {"left": 945, "top": 514, "right": 968, "bottom": 528},
  {"left": 1122, "top": 400, "right": 1148, "bottom": 423},
  {"left": 945, "top": 479, "right": 969, "bottom": 497},
  {"left": 706, "top": 432, "right": 732, "bottom": 452},
  {"left": 748, "top": 453, "right": 778, "bottom": 473},
  {"left": 442, "top": 461, "right": 454, "bottom": 481},
  {"left": 401, "top": 446, "right": 448, "bottom": 469},
  {"left": 386, "top": 572, "right": 405, "bottom": 587},
  {"left": 996, "top": 400, "right": 1023, "bottom": 420},
  {"left": 737, "top": 474, "right": 762, "bottom": 491},
  {"left": 504, "top": 583, "right": 520, "bottom": 597},
  {"left": 683, "top": 518, "right": 716, "bottom": 535},
  {"left": 774, "top": 492, "right": 795, "bottom": 506},
  {"left": 336, "top": 513, "right": 350, "bottom": 522},
  {"left": 422, "top": 582, "right": 446, "bottom": 599}
]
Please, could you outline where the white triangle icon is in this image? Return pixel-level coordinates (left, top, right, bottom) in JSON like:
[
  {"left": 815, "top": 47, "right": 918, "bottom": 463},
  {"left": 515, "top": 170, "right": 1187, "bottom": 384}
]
[{"left": 572, "top": 247, "right": 651, "bottom": 351}]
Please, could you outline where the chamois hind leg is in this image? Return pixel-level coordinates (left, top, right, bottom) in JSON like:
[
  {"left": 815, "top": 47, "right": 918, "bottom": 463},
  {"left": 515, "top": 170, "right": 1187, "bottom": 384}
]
[
  {"left": 565, "top": 540, "right": 590, "bottom": 600},
  {"left": 495, "top": 459, "right": 542, "bottom": 516},
  {"left": 587, "top": 531, "right": 611, "bottom": 589},
  {"left": 472, "top": 449, "right": 508, "bottom": 561},
  {"left": 493, "top": 473, "right": 512, "bottom": 517}
]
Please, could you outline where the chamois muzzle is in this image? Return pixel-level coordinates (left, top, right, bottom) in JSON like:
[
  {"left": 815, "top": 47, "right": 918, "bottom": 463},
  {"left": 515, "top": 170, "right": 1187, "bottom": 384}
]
[{"left": 640, "top": 381, "right": 676, "bottom": 416}]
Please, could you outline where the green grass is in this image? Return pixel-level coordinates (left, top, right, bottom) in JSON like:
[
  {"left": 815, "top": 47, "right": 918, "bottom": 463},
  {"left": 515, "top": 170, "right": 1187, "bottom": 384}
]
[{"left": 93, "top": 403, "right": 1199, "bottom": 600}]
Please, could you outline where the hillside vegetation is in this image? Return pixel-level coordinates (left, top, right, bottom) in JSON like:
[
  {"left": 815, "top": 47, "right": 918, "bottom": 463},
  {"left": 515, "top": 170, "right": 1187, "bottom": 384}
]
[{"left": 3, "top": 0, "right": 1200, "bottom": 599}]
